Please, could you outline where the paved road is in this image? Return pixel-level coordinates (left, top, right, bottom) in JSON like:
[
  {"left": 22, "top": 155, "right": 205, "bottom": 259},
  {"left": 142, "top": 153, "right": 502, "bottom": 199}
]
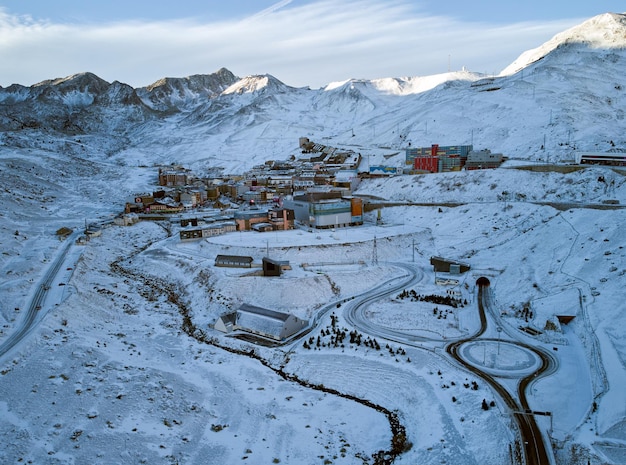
[
  {"left": 364, "top": 199, "right": 625, "bottom": 213},
  {"left": 282, "top": 262, "right": 422, "bottom": 351},
  {"left": 0, "top": 232, "right": 78, "bottom": 359},
  {"left": 445, "top": 285, "right": 554, "bottom": 465},
  {"left": 339, "top": 266, "right": 555, "bottom": 465},
  {"left": 342, "top": 262, "right": 429, "bottom": 344}
]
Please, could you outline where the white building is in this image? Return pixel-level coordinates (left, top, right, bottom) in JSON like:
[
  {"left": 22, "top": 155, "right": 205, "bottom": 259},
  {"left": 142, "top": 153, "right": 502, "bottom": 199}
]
[{"left": 214, "top": 304, "right": 308, "bottom": 341}]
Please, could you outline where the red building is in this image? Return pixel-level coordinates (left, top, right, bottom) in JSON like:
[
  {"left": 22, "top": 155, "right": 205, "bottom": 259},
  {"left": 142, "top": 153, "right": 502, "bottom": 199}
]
[{"left": 407, "top": 144, "right": 473, "bottom": 173}]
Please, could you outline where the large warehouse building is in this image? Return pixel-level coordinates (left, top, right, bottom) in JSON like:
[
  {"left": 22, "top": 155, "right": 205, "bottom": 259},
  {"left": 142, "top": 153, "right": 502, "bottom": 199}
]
[
  {"left": 284, "top": 191, "right": 363, "bottom": 229},
  {"left": 406, "top": 144, "right": 503, "bottom": 172},
  {"left": 406, "top": 144, "right": 474, "bottom": 173}
]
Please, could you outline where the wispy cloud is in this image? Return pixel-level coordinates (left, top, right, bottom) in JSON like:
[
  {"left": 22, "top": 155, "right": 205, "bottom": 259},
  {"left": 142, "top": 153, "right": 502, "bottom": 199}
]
[
  {"left": 0, "top": 1, "right": 581, "bottom": 88},
  {"left": 248, "top": 0, "right": 294, "bottom": 20}
]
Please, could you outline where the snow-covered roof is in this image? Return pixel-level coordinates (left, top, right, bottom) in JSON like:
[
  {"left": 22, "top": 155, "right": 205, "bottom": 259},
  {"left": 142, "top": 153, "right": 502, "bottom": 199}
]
[{"left": 236, "top": 304, "right": 291, "bottom": 339}]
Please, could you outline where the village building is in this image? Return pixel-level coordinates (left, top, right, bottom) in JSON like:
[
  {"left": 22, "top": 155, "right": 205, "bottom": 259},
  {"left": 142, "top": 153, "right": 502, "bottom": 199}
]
[
  {"left": 213, "top": 304, "right": 308, "bottom": 341},
  {"left": 213, "top": 312, "right": 237, "bottom": 333},
  {"left": 242, "top": 189, "right": 267, "bottom": 204},
  {"left": 145, "top": 198, "right": 184, "bottom": 214},
  {"left": 285, "top": 190, "right": 363, "bottom": 229},
  {"left": 265, "top": 174, "right": 294, "bottom": 189},
  {"left": 251, "top": 222, "right": 274, "bottom": 232},
  {"left": 75, "top": 235, "right": 90, "bottom": 245},
  {"left": 85, "top": 224, "right": 102, "bottom": 238},
  {"left": 179, "top": 222, "right": 236, "bottom": 241},
  {"left": 180, "top": 218, "right": 199, "bottom": 227},
  {"left": 333, "top": 170, "right": 361, "bottom": 191},
  {"left": 125, "top": 193, "right": 154, "bottom": 213},
  {"left": 292, "top": 171, "right": 317, "bottom": 191},
  {"left": 262, "top": 257, "right": 290, "bottom": 276},
  {"left": 56, "top": 227, "right": 73, "bottom": 240},
  {"left": 214, "top": 223, "right": 232, "bottom": 237},
  {"left": 208, "top": 222, "right": 236, "bottom": 236},
  {"left": 406, "top": 144, "right": 474, "bottom": 173},
  {"left": 465, "top": 149, "right": 504, "bottom": 170},
  {"left": 430, "top": 256, "right": 471, "bottom": 274},
  {"left": 158, "top": 166, "right": 193, "bottom": 187},
  {"left": 368, "top": 165, "right": 402, "bottom": 177},
  {"left": 234, "top": 208, "right": 270, "bottom": 231},
  {"left": 267, "top": 208, "right": 295, "bottom": 230},
  {"left": 214, "top": 255, "right": 254, "bottom": 268},
  {"left": 114, "top": 213, "right": 139, "bottom": 226},
  {"left": 180, "top": 192, "right": 197, "bottom": 209},
  {"left": 207, "top": 186, "right": 220, "bottom": 201}
]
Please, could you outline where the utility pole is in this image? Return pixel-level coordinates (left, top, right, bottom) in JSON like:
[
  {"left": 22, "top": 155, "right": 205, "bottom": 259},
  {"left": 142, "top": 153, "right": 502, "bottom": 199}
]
[{"left": 372, "top": 236, "right": 378, "bottom": 265}]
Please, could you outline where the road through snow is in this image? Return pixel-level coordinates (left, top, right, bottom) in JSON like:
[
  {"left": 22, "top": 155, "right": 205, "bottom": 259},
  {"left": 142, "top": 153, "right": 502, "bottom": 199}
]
[{"left": 0, "top": 231, "right": 81, "bottom": 359}]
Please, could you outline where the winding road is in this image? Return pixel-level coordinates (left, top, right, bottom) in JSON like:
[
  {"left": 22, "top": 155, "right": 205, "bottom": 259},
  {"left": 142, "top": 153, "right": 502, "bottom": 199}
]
[
  {"left": 446, "top": 284, "right": 555, "bottom": 465},
  {"left": 340, "top": 264, "right": 557, "bottom": 465}
]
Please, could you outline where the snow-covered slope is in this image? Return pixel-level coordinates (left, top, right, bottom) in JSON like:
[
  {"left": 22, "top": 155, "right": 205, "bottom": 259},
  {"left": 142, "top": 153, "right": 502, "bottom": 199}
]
[
  {"left": 137, "top": 67, "right": 239, "bottom": 111},
  {"left": 0, "top": 13, "right": 625, "bottom": 171},
  {"left": 501, "top": 12, "right": 626, "bottom": 75},
  {"left": 2, "top": 13, "right": 626, "bottom": 465}
]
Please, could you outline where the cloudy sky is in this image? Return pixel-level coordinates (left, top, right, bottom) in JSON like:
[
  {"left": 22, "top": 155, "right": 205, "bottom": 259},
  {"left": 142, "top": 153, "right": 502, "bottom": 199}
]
[{"left": 0, "top": 0, "right": 624, "bottom": 88}]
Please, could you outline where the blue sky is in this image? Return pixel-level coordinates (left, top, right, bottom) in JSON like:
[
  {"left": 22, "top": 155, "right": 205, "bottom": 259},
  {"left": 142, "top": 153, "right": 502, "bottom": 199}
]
[
  {"left": 0, "top": 0, "right": 624, "bottom": 88},
  {"left": 1, "top": 0, "right": 622, "bottom": 24}
]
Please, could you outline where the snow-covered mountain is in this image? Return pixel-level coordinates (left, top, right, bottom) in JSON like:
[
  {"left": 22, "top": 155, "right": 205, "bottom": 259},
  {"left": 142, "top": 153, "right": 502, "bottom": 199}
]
[
  {"left": 501, "top": 12, "right": 626, "bottom": 75},
  {"left": 137, "top": 67, "right": 239, "bottom": 111},
  {"left": 2, "top": 13, "right": 626, "bottom": 465},
  {"left": 1, "top": 12, "right": 625, "bottom": 172}
]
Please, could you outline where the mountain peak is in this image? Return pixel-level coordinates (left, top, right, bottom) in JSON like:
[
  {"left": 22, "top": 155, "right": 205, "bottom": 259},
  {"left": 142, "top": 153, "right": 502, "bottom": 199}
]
[
  {"left": 144, "top": 68, "right": 237, "bottom": 93},
  {"left": 33, "top": 72, "right": 111, "bottom": 92},
  {"left": 139, "top": 68, "right": 239, "bottom": 110},
  {"left": 501, "top": 12, "right": 626, "bottom": 75},
  {"left": 556, "top": 13, "right": 626, "bottom": 47},
  {"left": 222, "top": 74, "right": 291, "bottom": 95}
]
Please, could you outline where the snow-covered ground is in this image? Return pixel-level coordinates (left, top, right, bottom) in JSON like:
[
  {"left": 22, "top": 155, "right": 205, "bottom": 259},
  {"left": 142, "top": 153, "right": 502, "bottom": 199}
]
[
  {"left": 1, "top": 153, "right": 625, "bottom": 464},
  {"left": 2, "top": 12, "right": 626, "bottom": 464}
]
